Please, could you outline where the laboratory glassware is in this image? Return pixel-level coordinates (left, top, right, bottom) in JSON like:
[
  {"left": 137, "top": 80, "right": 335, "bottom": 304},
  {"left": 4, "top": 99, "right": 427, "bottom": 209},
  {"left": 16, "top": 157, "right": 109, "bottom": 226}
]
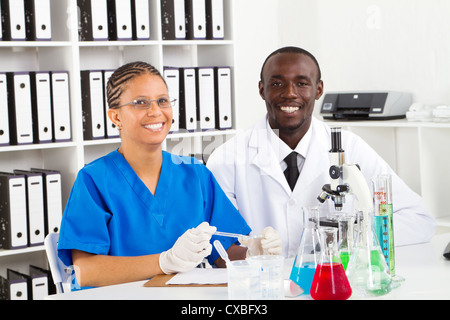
[
  {"left": 289, "top": 206, "right": 322, "bottom": 294},
  {"left": 247, "top": 255, "right": 285, "bottom": 299},
  {"left": 337, "top": 213, "right": 356, "bottom": 270},
  {"left": 345, "top": 210, "right": 392, "bottom": 297},
  {"left": 310, "top": 227, "right": 352, "bottom": 300}
]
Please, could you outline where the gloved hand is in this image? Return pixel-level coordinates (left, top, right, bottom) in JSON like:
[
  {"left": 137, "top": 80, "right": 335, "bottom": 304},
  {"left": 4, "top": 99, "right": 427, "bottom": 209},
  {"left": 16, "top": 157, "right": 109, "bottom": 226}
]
[
  {"left": 260, "top": 226, "right": 282, "bottom": 255},
  {"left": 159, "top": 222, "right": 216, "bottom": 274},
  {"left": 240, "top": 227, "right": 282, "bottom": 257}
]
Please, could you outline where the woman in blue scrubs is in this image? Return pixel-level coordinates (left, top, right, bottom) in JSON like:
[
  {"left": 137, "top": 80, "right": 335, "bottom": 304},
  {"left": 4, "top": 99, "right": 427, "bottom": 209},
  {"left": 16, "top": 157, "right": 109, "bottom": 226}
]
[{"left": 57, "top": 62, "right": 279, "bottom": 288}]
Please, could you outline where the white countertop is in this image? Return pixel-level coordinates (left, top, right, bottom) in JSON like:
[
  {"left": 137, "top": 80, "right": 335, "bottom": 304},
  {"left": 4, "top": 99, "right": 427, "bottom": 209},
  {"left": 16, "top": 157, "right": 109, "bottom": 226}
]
[{"left": 47, "top": 233, "right": 450, "bottom": 300}]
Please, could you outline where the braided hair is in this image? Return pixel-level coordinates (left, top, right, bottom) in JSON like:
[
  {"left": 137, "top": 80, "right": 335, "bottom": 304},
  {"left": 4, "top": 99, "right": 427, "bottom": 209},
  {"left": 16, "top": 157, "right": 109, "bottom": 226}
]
[{"left": 106, "top": 61, "right": 167, "bottom": 109}]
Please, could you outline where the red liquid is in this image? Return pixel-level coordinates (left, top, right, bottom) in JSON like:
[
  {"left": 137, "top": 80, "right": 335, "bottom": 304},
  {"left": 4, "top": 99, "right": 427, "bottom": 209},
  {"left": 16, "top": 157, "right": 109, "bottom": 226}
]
[{"left": 310, "top": 263, "right": 352, "bottom": 300}]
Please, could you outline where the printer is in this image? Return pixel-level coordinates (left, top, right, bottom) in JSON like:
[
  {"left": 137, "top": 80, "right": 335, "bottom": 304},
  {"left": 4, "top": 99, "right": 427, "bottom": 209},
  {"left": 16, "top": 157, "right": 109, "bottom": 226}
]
[{"left": 320, "top": 91, "right": 412, "bottom": 120}]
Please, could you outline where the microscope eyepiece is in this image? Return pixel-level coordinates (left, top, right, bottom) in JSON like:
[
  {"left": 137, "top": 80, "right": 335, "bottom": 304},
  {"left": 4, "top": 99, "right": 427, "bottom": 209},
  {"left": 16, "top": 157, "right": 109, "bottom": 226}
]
[{"left": 330, "top": 127, "right": 344, "bottom": 153}]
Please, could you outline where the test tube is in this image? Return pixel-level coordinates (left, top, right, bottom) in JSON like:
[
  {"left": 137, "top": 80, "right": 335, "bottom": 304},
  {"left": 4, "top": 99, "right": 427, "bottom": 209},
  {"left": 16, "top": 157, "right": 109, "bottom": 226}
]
[
  {"left": 383, "top": 175, "right": 396, "bottom": 277},
  {"left": 372, "top": 175, "right": 394, "bottom": 276}
]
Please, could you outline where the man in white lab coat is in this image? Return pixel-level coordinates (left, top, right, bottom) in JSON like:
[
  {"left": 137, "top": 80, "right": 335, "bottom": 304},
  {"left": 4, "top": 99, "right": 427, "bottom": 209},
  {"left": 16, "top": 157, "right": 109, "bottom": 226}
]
[{"left": 207, "top": 46, "right": 436, "bottom": 258}]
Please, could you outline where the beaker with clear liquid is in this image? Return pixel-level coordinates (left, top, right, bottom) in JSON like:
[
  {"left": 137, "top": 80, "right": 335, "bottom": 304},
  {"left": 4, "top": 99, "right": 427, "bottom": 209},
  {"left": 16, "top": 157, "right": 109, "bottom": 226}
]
[
  {"left": 345, "top": 210, "right": 392, "bottom": 297},
  {"left": 289, "top": 206, "right": 321, "bottom": 294},
  {"left": 310, "top": 227, "right": 352, "bottom": 300}
]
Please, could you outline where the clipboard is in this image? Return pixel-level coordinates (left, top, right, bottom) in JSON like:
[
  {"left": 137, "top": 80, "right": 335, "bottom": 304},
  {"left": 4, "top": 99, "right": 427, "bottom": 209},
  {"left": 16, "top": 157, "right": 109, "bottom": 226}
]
[{"left": 143, "top": 274, "right": 227, "bottom": 287}]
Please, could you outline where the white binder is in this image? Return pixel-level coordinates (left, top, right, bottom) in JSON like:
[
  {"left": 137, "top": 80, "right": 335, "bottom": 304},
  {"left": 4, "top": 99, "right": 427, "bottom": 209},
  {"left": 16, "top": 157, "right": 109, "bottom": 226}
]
[
  {"left": 164, "top": 67, "right": 180, "bottom": 133},
  {"left": 7, "top": 72, "right": 33, "bottom": 145},
  {"left": 81, "top": 70, "right": 105, "bottom": 140},
  {"left": 31, "top": 169, "right": 63, "bottom": 235},
  {"left": 132, "top": 0, "right": 150, "bottom": 40},
  {"left": 30, "top": 72, "right": 53, "bottom": 143},
  {"left": 29, "top": 266, "right": 49, "bottom": 300},
  {"left": 1, "top": 0, "right": 26, "bottom": 40},
  {"left": 186, "top": 0, "right": 206, "bottom": 40},
  {"left": 13, "top": 170, "right": 45, "bottom": 247},
  {"left": 0, "top": 73, "right": 9, "bottom": 145},
  {"left": 206, "top": 0, "right": 224, "bottom": 40},
  {"left": 181, "top": 68, "right": 197, "bottom": 132},
  {"left": 78, "top": 0, "right": 109, "bottom": 40},
  {"left": 0, "top": 173, "right": 28, "bottom": 249},
  {"left": 161, "top": 0, "right": 186, "bottom": 40},
  {"left": 215, "top": 67, "right": 233, "bottom": 129},
  {"left": 103, "top": 70, "right": 120, "bottom": 138},
  {"left": 25, "top": 0, "right": 52, "bottom": 40},
  {"left": 6, "top": 270, "right": 28, "bottom": 300},
  {"left": 51, "top": 71, "right": 71, "bottom": 142},
  {"left": 108, "top": 0, "right": 132, "bottom": 40},
  {"left": 196, "top": 67, "right": 216, "bottom": 131}
]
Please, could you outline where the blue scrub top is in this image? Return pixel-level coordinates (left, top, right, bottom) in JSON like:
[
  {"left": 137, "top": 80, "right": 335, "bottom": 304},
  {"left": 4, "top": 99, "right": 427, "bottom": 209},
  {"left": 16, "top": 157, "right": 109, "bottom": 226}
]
[{"left": 58, "top": 150, "right": 251, "bottom": 268}]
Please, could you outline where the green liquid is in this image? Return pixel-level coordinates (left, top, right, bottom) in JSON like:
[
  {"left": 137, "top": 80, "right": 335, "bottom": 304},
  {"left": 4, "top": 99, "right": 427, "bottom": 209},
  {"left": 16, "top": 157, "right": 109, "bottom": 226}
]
[
  {"left": 347, "top": 249, "right": 392, "bottom": 296},
  {"left": 340, "top": 252, "right": 350, "bottom": 271}
]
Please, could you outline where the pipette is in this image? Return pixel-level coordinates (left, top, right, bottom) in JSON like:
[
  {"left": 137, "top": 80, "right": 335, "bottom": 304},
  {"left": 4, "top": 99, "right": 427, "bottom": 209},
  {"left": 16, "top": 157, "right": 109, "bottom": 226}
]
[
  {"left": 213, "top": 240, "right": 231, "bottom": 265},
  {"left": 213, "top": 231, "right": 261, "bottom": 240}
]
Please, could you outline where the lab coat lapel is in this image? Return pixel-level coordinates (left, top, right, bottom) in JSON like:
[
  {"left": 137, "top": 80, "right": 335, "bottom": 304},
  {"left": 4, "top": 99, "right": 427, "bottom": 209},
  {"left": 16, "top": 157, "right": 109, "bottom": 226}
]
[{"left": 249, "top": 118, "right": 292, "bottom": 195}]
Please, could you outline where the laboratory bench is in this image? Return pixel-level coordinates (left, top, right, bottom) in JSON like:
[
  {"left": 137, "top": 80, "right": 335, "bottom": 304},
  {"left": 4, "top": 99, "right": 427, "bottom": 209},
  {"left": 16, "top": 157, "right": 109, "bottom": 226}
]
[{"left": 46, "top": 233, "right": 450, "bottom": 301}]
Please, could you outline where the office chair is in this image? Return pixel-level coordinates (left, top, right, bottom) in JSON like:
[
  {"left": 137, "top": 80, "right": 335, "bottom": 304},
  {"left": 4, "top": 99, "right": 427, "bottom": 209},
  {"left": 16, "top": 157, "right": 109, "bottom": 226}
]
[{"left": 44, "top": 233, "right": 73, "bottom": 294}]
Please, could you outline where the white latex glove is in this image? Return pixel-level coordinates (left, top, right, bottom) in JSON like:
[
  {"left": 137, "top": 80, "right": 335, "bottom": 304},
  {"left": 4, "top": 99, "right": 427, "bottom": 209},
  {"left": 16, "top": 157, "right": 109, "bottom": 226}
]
[
  {"left": 239, "top": 227, "right": 282, "bottom": 257},
  {"left": 159, "top": 222, "right": 216, "bottom": 274},
  {"left": 260, "top": 226, "right": 282, "bottom": 255}
]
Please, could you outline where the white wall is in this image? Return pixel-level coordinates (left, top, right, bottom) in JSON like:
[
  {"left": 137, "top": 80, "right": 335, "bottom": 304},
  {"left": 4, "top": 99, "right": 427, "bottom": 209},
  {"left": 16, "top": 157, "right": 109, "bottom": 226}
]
[
  {"left": 232, "top": 1, "right": 281, "bottom": 130},
  {"left": 233, "top": 0, "right": 450, "bottom": 128}
]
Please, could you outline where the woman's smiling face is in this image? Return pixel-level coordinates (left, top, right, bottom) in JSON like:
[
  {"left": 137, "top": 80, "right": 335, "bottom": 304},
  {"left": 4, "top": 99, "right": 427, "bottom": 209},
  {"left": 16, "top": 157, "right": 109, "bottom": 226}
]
[{"left": 109, "top": 73, "right": 173, "bottom": 149}]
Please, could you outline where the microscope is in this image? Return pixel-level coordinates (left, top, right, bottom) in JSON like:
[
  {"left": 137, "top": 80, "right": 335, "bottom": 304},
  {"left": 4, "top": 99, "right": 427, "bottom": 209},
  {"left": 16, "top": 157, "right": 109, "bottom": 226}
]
[{"left": 317, "top": 127, "right": 372, "bottom": 214}]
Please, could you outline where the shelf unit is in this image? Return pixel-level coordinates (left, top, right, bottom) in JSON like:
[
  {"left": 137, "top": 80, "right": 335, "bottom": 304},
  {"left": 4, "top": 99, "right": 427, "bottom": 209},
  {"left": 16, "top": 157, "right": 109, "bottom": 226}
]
[
  {"left": 0, "top": 0, "right": 237, "bottom": 278},
  {"left": 324, "top": 119, "right": 450, "bottom": 229}
]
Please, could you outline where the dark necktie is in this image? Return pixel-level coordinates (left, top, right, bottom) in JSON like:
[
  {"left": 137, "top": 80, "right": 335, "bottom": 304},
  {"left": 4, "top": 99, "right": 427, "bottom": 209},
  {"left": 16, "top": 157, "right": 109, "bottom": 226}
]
[{"left": 284, "top": 152, "right": 299, "bottom": 191}]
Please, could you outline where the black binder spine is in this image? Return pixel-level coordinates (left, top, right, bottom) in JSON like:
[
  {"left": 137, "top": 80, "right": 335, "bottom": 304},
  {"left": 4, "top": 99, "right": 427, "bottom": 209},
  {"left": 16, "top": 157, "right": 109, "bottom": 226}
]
[
  {"left": 24, "top": 0, "right": 51, "bottom": 41},
  {"left": 1, "top": 0, "right": 26, "bottom": 41},
  {"left": 78, "top": 0, "right": 92, "bottom": 40},
  {"left": 0, "top": 173, "right": 27, "bottom": 250},
  {"left": 81, "top": 70, "right": 94, "bottom": 140},
  {"left": 161, "top": 0, "right": 185, "bottom": 40}
]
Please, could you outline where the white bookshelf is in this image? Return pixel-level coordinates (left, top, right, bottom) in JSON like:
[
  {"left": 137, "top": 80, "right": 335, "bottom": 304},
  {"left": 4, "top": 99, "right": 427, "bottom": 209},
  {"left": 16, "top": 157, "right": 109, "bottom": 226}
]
[{"left": 0, "top": 0, "right": 237, "bottom": 277}]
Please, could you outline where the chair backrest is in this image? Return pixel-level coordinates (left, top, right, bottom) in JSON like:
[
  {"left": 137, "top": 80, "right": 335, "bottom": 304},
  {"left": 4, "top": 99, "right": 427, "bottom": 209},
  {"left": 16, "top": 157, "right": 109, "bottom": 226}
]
[{"left": 44, "top": 233, "right": 72, "bottom": 294}]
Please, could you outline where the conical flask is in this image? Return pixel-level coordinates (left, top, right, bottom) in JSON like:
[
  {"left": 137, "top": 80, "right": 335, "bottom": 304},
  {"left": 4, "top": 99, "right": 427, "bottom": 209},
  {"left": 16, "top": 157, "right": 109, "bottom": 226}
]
[
  {"left": 310, "top": 227, "right": 352, "bottom": 300},
  {"left": 345, "top": 210, "right": 392, "bottom": 297},
  {"left": 289, "top": 206, "right": 321, "bottom": 294}
]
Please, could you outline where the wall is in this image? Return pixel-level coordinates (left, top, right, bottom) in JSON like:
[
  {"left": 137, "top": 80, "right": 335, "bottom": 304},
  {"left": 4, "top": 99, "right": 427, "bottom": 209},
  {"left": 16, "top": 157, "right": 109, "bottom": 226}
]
[
  {"left": 278, "top": 0, "right": 450, "bottom": 118},
  {"left": 233, "top": 0, "right": 450, "bottom": 129},
  {"left": 232, "top": 1, "right": 281, "bottom": 130}
]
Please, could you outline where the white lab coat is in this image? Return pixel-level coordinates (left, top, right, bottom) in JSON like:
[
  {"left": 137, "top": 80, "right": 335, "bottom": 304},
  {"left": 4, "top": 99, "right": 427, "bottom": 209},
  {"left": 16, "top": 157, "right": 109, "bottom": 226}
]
[{"left": 207, "top": 116, "right": 436, "bottom": 257}]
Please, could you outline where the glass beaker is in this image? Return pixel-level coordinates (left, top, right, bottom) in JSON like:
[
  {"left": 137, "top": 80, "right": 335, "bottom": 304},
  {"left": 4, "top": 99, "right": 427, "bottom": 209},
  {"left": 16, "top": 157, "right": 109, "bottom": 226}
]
[
  {"left": 337, "top": 213, "right": 356, "bottom": 270},
  {"left": 227, "top": 260, "right": 261, "bottom": 300},
  {"left": 289, "top": 206, "right": 321, "bottom": 294},
  {"left": 345, "top": 210, "right": 392, "bottom": 297},
  {"left": 310, "top": 227, "right": 352, "bottom": 300},
  {"left": 247, "top": 255, "right": 285, "bottom": 299}
]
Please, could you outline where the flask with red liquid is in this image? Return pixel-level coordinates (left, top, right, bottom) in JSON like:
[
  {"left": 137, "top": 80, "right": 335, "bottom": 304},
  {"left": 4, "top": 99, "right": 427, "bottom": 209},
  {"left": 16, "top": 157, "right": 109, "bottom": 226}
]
[{"left": 310, "top": 227, "right": 352, "bottom": 300}]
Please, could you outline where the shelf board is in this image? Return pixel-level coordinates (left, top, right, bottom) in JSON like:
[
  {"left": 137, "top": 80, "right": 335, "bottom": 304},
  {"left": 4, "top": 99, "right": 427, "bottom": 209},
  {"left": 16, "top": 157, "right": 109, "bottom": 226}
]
[
  {"left": 0, "top": 245, "right": 45, "bottom": 257},
  {"left": 0, "top": 141, "right": 77, "bottom": 153},
  {"left": 77, "top": 40, "right": 233, "bottom": 48},
  {"left": 0, "top": 41, "right": 72, "bottom": 48},
  {"left": 78, "top": 40, "right": 160, "bottom": 47},
  {"left": 81, "top": 130, "right": 237, "bottom": 146},
  {"left": 167, "top": 129, "right": 237, "bottom": 140},
  {"left": 323, "top": 118, "right": 450, "bottom": 128}
]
